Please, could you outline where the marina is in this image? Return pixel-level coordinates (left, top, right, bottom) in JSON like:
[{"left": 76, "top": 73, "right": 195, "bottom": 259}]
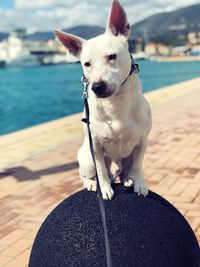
[
  {"left": 0, "top": 29, "right": 200, "bottom": 69},
  {"left": 0, "top": 30, "right": 78, "bottom": 68}
]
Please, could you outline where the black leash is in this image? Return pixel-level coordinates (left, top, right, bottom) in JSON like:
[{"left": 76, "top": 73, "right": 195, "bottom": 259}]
[
  {"left": 81, "top": 54, "right": 139, "bottom": 267},
  {"left": 81, "top": 75, "right": 112, "bottom": 267}
]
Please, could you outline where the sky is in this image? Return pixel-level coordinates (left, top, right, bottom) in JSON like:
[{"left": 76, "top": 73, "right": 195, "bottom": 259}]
[{"left": 0, "top": 0, "right": 199, "bottom": 33}]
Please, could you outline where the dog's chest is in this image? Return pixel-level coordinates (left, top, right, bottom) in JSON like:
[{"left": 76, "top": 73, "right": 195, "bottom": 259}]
[{"left": 92, "top": 119, "right": 139, "bottom": 158}]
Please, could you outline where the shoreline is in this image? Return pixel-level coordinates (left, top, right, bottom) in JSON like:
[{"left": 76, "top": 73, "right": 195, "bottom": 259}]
[
  {"left": 0, "top": 77, "right": 200, "bottom": 168},
  {"left": 152, "top": 55, "right": 200, "bottom": 62}
]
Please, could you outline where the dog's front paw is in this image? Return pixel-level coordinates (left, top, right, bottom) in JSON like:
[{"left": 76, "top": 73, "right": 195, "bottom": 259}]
[
  {"left": 101, "top": 184, "right": 114, "bottom": 200},
  {"left": 83, "top": 179, "right": 97, "bottom": 192},
  {"left": 124, "top": 177, "right": 134, "bottom": 187},
  {"left": 134, "top": 179, "right": 148, "bottom": 196}
]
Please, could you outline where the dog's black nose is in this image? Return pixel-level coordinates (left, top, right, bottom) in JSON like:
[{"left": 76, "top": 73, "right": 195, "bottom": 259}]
[{"left": 92, "top": 81, "right": 107, "bottom": 97}]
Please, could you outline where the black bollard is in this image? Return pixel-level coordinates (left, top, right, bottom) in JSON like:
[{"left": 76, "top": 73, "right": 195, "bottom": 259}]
[{"left": 29, "top": 184, "right": 200, "bottom": 267}]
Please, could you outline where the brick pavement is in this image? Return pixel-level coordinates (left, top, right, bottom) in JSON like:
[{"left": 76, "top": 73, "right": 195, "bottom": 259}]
[{"left": 0, "top": 78, "right": 200, "bottom": 266}]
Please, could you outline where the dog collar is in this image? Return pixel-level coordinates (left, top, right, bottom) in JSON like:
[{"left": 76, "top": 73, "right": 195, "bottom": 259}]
[{"left": 120, "top": 54, "right": 139, "bottom": 87}]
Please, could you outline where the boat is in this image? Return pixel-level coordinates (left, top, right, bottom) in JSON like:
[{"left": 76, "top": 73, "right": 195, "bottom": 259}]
[
  {"left": 40, "top": 53, "right": 79, "bottom": 65},
  {"left": 7, "top": 54, "right": 40, "bottom": 67},
  {"left": 131, "top": 52, "right": 149, "bottom": 61},
  {"left": 0, "top": 60, "right": 6, "bottom": 68}
]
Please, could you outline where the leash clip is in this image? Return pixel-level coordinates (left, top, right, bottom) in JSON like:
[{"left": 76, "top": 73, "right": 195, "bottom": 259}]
[
  {"left": 130, "top": 54, "right": 139, "bottom": 73},
  {"left": 81, "top": 74, "right": 89, "bottom": 99}
]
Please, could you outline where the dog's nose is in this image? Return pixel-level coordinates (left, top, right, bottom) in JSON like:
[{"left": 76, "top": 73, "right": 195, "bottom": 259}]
[{"left": 92, "top": 81, "right": 107, "bottom": 97}]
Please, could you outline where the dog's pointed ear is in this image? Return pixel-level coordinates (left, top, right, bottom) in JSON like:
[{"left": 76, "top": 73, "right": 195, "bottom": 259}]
[
  {"left": 54, "top": 30, "right": 85, "bottom": 58},
  {"left": 106, "top": 0, "right": 130, "bottom": 39}
]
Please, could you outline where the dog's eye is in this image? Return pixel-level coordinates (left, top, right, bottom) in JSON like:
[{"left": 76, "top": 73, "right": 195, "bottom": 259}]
[
  {"left": 84, "top": 62, "right": 91, "bottom": 67},
  {"left": 108, "top": 54, "right": 117, "bottom": 61}
]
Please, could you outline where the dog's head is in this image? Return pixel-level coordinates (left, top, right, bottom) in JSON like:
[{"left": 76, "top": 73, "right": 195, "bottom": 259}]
[{"left": 54, "top": 0, "right": 131, "bottom": 98}]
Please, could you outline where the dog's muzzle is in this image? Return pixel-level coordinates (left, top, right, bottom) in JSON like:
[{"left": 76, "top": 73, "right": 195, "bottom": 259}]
[{"left": 92, "top": 81, "right": 113, "bottom": 98}]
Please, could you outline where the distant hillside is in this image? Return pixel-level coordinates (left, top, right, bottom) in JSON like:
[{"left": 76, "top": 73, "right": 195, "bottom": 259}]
[
  {"left": 27, "top": 4, "right": 200, "bottom": 45},
  {"left": 1, "top": 4, "right": 200, "bottom": 45},
  {"left": 26, "top": 31, "right": 54, "bottom": 41},
  {"left": 131, "top": 4, "right": 200, "bottom": 45},
  {"left": 63, "top": 26, "right": 104, "bottom": 39},
  {"left": 26, "top": 26, "right": 104, "bottom": 41}
]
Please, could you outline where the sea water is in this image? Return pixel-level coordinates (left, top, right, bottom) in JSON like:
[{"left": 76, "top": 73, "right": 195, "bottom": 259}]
[{"left": 0, "top": 60, "right": 199, "bottom": 135}]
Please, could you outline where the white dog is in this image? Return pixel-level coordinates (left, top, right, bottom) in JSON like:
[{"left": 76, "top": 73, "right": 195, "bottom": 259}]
[{"left": 55, "top": 0, "right": 152, "bottom": 200}]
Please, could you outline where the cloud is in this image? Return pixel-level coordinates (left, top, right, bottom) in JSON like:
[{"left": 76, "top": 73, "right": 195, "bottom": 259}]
[
  {"left": 15, "top": 0, "right": 113, "bottom": 9},
  {"left": 15, "top": 0, "right": 65, "bottom": 9},
  {"left": 0, "top": 0, "right": 200, "bottom": 32}
]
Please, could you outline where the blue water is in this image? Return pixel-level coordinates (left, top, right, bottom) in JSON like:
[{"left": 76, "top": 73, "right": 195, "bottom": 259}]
[{"left": 0, "top": 61, "right": 199, "bottom": 135}]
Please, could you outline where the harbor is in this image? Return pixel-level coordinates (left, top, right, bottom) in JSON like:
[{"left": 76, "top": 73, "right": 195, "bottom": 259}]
[
  {"left": 0, "top": 29, "right": 200, "bottom": 68},
  {"left": 0, "top": 29, "right": 78, "bottom": 67}
]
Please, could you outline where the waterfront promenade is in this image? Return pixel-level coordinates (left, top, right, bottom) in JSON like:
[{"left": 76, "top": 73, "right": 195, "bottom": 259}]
[{"left": 0, "top": 77, "right": 200, "bottom": 266}]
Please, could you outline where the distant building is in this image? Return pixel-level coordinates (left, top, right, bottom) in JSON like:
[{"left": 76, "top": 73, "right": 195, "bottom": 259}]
[
  {"left": 145, "top": 43, "right": 171, "bottom": 56},
  {"left": 171, "top": 46, "right": 190, "bottom": 56},
  {"left": 188, "top": 32, "right": 200, "bottom": 45},
  {"left": 168, "top": 24, "right": 187, "bottom": 31}
]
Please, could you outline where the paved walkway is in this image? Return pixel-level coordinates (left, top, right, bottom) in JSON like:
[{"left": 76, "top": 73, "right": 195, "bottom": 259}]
[{"left": 0, "top": 78, "right": 200, "bottom": 266}]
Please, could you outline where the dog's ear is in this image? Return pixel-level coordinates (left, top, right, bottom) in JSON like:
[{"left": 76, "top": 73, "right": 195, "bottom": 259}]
[
  {"left": 106, "top": 0, "right": 130, "bottom": 39},
  {"left": 54, "top": 30, "right": 85, "bottom": 58}
]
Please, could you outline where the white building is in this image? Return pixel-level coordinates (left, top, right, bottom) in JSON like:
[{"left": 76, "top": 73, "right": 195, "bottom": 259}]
[{"left": 0, "top": 40, "right": 7, "bottom": 61}]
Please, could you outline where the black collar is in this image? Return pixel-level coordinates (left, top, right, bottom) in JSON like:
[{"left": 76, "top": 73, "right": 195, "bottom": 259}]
[{"left": 120, "top": 54, "right": 139, "bottom": 86}]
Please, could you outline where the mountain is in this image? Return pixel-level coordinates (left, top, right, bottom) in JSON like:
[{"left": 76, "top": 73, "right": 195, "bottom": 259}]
[
  {"left": 26, "top": 31, "right": 54, "bottom": 41},
  {"left": 27, "top": 4, "right": 200, "bottom": 45},
  {"left": 131, "top": 4, "right": 200, "bottom": 45},
  {"left": 26, "top": 26, "right": 104, "bottom": 41},
  {"left": 62, "top": 26, "right": 104, "bottom": 39},
  {"left": 1, "top": 4, "right": 200, "bottom": 45}
]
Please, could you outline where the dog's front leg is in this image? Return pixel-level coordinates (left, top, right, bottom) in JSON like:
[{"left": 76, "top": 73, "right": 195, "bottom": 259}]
[
  {"left": 122, "top": 139, "right": 148, "bottom": 196},
  {"left": 78, "top": 138, "right": 114, "bottom": 200},
  {"left": 94, "top": 144, "right": 114, "bottom": 200},
  {"left": 78, "top": 137, "right": 97, "bottom": 191}
]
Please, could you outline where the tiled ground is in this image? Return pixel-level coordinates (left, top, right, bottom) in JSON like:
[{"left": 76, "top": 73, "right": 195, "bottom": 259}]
[{"left": 0, "top": 79, "right": 200, "bottom": 266}]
